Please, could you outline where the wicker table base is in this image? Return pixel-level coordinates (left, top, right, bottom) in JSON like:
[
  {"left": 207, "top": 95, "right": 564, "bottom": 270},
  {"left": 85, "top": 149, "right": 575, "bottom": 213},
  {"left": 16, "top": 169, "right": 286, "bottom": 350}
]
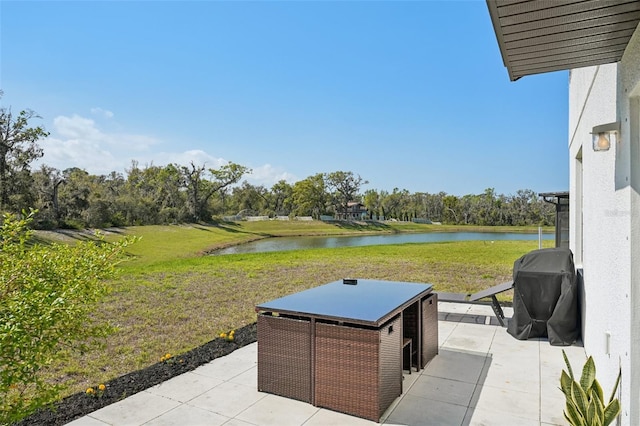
[{"left": 257, "top": 292, "right": 438, "bottom": 421}]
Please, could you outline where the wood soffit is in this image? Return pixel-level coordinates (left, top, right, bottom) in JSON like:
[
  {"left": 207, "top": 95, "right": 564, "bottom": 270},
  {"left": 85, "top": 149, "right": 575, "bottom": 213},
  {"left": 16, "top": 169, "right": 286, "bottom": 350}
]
[{"left": 486, "top": 0, "right": 640, "bottom": 81}]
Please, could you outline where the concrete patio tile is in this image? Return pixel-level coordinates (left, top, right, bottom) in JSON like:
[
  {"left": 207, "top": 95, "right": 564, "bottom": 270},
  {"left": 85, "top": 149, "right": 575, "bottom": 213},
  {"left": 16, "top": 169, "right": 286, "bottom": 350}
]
[
  {"left": 437, "top": 321, "right": 457, "bottom": 345},
  {"left": 488, "top": 346, "right": 539, "bottom": 363},
  {"left": 493, "top": 343, "right": 540, "bottom": 359},
  {"left": 540, "top": 352, "right": 570, "bottom": 377},
  {"left": 375, "top": 372, "right": 420, "bottom": 423},
  {"left": 305, "top": 408, "right": 378, "bottom": 425},
  {"left": 481, "top": 361, "right": 540, "bottom": 392},
  {"left": 541, "top": 389, "right": 568, "bottom": 426},
  {"left": 228, "top": 365, "right": 257, "bottom": 388},
  {"left": 407, "top": 375, "right": 475, "bottom": 407},
  {"left": 442, "top": 322, "right": 497, "bottom": 351},
  {"left": 143, "top": 404, "right": 230, "bottom": 426},
  {"left": 452, "top": 321, "right": 500, "bottom": 336},
  {"left": 90, "top": 391, "right": 180, "bottom": 426},
  {"left": 229, "top": 342, "right": 258, "bottom": 362},
  {"left": 146, "top": 371, "right": 223, "bottom": 402},
  {"left": 384, "top": 393, "right": 467, "bottom": 426},
  {"left": 486, "top": 341, "right": 539, "bottom": 368},
  {"left": 489, "top": 327, "right": 522, "bottom": 343},
  {"left": 489, "top": 333, "right": 540, "bottom": 354},
  {"left": 64, "top": 416, "right": 110, "bottom": 426},
  {"left": 463, "top": 406, "right": 540, "bottom": 426},
  {"left": 235, "top": 393, "right": 319, "bottom": 426},
  {"left": 61, "top": 303, "right": 581, "bottom": 426},
  {"left": 191, "top": 354, "right": 256, "bottom": 381},
  {"left": 438, "top": 312, "right": 469, "bottom": 323},
  {"left": 470, "top": 384, "right": 539, "bottom": 421},
  {"left": 439, "top": 302, "right": 513, "bottom": 326},
  {"left": 423, "top": 348, "right": 488, "bottom": 384},
  {"left": 539, "top": 342, "right": 585, "bottom": 376},
  {"left": 458, "top": 314, "right": 493, "bottom": 325},
  {"left": 540, "top": 367, "right": 564, "bottom": 393},
  {"left": 219, "top": 419, "right": 258, "bottom": 426},
  {"left": 188, "top": 381, "right": 266, "bottom": 418},
  {"left": 438, "top": 302, "right": 471, "bottom": 313},
  {"left": 488, "top": 353, "right": 540, "bottom": 372},
  {"left": 465, "top": 304, "right": 497, "bottom": 316},
  {"left": 483, "top": 346, "right": 541, "bottom": 392},
  {"left": 401, "top": 369, "right": 421, "bottom": 391}
]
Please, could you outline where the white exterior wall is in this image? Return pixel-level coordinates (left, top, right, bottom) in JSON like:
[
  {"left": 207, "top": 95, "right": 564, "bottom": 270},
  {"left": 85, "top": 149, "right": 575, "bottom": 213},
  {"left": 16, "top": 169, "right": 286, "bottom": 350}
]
[
  {"left": 621, "top": 28, "right": 640, "bottom": 426},
  {"left": 568, "top": 27, "right": 640, "bottom": 426}
]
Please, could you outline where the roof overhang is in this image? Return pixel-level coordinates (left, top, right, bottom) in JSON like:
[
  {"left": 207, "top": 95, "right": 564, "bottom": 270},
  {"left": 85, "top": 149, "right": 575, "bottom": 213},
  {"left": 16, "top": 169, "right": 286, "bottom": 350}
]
[
  {"left": 539, "top": 191, "right": 569, "bottom": 204},
  {"left": 486, "top": 0, "right": 640, "bottom": 81}
]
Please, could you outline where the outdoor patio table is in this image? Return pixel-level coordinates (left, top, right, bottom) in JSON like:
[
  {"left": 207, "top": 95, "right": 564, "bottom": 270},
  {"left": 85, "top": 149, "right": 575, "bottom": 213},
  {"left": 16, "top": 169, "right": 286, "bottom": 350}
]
[{"left": 255, "top": 278, "right": 438, "bottom": 421}]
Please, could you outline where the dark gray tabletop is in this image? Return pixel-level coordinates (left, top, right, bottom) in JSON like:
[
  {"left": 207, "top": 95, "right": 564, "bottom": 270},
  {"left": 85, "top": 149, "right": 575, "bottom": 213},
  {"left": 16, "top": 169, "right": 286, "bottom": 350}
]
[{"left": 256, "top": 279, "right": 433, "bottom": 325}]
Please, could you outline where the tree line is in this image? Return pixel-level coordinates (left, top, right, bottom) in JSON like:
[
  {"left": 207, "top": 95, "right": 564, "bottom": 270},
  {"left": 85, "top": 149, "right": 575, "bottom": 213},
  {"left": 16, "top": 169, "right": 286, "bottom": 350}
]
[{"left": 1, "top": 96, "right": 555, "bottom": 229}]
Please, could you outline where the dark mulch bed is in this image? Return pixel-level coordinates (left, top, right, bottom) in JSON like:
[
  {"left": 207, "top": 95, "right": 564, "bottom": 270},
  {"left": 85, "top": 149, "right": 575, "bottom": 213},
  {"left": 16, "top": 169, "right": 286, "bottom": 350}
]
[{"left": 16, "top": 323, "right": 258, "bottom": 426}]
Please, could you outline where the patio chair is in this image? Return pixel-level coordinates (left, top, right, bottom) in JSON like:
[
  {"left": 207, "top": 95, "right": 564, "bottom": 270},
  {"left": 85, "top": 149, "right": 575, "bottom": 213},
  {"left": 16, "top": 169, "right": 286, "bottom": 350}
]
[{"left": 436, "top": 281, "right": 514, "bottom": 326}]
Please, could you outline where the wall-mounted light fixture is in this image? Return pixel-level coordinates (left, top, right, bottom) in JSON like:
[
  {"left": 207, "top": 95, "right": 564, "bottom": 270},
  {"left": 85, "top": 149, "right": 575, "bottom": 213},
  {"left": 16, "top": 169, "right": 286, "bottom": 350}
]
[{"left": 591, "top": 122, "right": 620, "bottom": 151}]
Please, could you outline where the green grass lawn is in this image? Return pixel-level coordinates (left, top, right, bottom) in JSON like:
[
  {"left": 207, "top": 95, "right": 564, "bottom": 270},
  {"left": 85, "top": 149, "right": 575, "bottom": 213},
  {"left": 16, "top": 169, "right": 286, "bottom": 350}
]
[{"left": 36, "top": 221, "right": 553, "bottom": 398}]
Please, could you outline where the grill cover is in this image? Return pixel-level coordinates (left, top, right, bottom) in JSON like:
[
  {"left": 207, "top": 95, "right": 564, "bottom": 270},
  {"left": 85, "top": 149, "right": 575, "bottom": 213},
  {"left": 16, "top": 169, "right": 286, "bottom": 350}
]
[{"left": 507, "top": 248, "right": 579, "bottom": 346}]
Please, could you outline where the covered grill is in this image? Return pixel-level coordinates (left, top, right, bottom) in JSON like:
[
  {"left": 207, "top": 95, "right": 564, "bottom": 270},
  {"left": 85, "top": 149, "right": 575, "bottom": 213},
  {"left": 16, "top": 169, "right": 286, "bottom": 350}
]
[{"left": 507, "top": 247, "right": 580, "bottom": 346}]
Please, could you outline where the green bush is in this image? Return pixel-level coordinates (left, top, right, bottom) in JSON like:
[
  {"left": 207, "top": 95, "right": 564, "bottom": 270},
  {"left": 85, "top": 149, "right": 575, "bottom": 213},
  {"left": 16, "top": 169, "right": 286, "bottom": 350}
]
[
  {"left": 0, "top": 211, "right": 136, "bottom": 424},
  {"left": 560, "top": 350, "right": 621, "bottom": 426}
]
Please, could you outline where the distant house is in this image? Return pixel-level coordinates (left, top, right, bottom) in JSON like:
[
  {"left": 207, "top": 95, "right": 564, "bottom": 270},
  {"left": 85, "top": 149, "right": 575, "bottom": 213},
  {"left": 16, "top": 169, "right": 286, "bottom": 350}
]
[
  {"left": 335, "top": 202, "right": 368, "bottom": 221},
  {"left": 487, "top": 2, "right": 640, "bottom": 425}
]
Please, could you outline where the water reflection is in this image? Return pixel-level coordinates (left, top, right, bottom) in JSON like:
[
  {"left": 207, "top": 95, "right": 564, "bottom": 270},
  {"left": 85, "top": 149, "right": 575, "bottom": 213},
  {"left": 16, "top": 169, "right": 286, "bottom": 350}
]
[{"left": 212, "top": 232, "right": 553, "bottom": 255}]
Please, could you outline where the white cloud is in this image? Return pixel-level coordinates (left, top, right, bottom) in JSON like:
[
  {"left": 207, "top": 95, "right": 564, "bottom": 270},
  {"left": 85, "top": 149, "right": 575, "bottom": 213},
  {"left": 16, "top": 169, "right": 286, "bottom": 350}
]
[
  {"left": 53, "top": 115, "right": 101, "bottom": 140},
  {"left": 38, "top": 114, "right": 161, "bottom": 175},
  {"left": 247, "top": 164, "right": 298, "bottom": 188},
  {"left": 51, "top": 114, "right": 156, "bottom": 152},
  {"left": 90, "top": 107, "right": 114, "bottom": 119},
  {"left": 36, "top": 113, "right": 300, "bottom": 188}
]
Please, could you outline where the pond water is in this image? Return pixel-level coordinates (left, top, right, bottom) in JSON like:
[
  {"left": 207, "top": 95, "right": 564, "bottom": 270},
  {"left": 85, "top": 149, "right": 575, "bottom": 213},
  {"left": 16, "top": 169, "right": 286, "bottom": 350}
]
[{"left": 212, "top": 231, "right": 553, "bottom": 255}]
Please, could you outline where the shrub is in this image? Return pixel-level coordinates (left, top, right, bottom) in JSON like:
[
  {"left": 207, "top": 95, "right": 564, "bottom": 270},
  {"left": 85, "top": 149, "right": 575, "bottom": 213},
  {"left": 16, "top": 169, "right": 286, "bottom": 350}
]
[
  {"left": 0, "top": 210, "right": 136, "bottom": 424},
  {"left": 560, "top": 349, "right": 621, "bottom": 426}
]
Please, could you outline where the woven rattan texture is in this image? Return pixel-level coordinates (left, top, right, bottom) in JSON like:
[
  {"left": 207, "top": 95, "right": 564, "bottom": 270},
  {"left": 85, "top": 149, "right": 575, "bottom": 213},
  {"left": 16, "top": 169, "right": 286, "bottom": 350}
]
[
  {"left": 421, "top": 293, "right": 439, "bottom": 368},
  {"left": 377, "top": 316, "right": 403, "bottom": 418},
  {"left": 257, "top": 315, "right": 312, "bottom": 403},
  {"left": 315, "top": 317, "right": 401, "bottom": 421}
]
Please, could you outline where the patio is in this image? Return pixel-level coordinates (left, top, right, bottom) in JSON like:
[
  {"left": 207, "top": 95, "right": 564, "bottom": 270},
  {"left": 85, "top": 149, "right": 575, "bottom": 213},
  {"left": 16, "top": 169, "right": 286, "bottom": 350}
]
[{"left": 66, "top": 301, "right": 585, "bottom": 426}]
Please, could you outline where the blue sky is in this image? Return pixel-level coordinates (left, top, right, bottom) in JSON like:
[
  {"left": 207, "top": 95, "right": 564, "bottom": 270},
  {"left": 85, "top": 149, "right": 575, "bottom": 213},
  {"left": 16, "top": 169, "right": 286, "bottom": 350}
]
[{"left": 1, "top": 0, "right": 569, "bottom": 196}]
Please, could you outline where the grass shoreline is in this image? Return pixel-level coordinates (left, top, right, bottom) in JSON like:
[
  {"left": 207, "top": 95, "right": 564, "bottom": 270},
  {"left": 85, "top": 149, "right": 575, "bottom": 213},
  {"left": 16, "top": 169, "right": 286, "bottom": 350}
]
[
  {"left": 204, "top": 222, "right": 552, "bottom": 252},
  {"left": 29, "top": 222, "right": 553, "bottom": 414},
  {"left": 43, "top": 221, "right": 550, "bottom": 256}
]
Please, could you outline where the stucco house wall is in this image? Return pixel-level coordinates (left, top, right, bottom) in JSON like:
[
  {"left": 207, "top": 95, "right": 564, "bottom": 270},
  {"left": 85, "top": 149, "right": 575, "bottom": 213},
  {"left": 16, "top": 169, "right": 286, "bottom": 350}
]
[{"left": 568, "top": 27, "right": 640, "bottom": 426}]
